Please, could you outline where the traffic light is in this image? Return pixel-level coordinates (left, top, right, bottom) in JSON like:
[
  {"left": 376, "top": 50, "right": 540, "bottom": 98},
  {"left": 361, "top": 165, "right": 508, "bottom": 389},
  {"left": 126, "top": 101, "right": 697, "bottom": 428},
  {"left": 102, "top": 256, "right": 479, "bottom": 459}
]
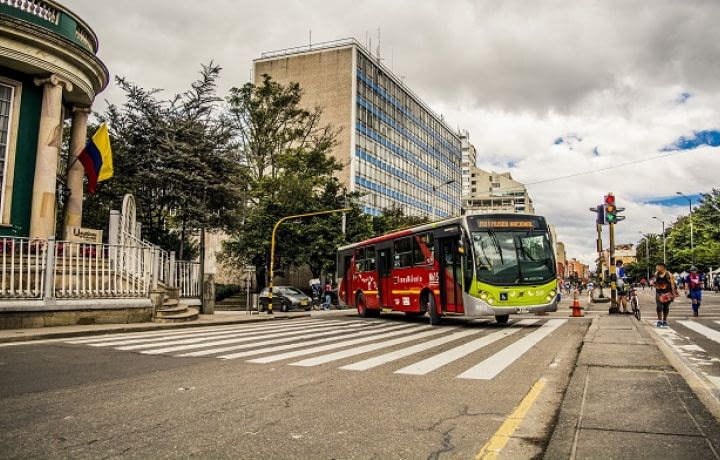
[
  {"left": 604, "top": 194, "right": 617, "bottom": 224},
  {"left": 595, "top": 204, "right": 605, "bottom": 225}
]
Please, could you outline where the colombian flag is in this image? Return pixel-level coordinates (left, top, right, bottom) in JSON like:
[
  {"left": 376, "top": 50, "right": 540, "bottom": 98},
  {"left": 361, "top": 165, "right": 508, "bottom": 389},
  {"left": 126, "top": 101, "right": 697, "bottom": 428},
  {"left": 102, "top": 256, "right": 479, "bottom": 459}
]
[{"left": 78, "top": 123, "right": 113, "bottom": 193}]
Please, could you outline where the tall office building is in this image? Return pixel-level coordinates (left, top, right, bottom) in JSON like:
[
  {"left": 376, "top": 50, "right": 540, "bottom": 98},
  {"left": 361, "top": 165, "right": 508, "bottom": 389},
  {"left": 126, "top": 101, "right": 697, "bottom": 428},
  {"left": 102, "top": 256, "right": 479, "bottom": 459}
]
[
  {"left": 254, "top": 39, "right": 462, "bottom": 218},
  {"left": 463, "top": 167, "right": 535, "bottom": 215},
  {"left": 460, "top": 131, "right": 477, "bottom": 197}
]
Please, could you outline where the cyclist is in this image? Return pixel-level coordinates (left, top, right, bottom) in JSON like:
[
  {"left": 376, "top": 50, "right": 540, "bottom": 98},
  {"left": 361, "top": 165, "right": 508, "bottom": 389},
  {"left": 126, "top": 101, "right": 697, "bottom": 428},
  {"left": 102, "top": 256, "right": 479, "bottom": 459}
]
[
  {"left": 685, "top": 266, "right": 704, "bottom": 317},
  {"left": 655, "top": 262, "right": 678, "bottom": 328},
  {"left": 615, "top": 260, "right": 629, "bottom": 314}
]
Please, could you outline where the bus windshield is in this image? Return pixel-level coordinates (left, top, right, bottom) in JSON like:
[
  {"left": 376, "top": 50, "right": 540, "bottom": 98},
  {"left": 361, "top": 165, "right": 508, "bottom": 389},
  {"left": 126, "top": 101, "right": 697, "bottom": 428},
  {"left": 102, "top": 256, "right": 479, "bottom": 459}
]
[{"left": 472, "top": 230, "right": 555, "bottom": 285}]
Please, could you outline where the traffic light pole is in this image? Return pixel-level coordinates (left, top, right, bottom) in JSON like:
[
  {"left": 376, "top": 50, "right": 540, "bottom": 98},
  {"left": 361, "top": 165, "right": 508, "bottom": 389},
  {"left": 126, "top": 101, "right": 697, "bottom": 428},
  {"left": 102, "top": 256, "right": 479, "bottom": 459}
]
[
  {"left": 608, "top": 222, "right": 619, "bottom": 314},
  {"left": 596, "top": 223, "right": 605, "bottom": 299}
]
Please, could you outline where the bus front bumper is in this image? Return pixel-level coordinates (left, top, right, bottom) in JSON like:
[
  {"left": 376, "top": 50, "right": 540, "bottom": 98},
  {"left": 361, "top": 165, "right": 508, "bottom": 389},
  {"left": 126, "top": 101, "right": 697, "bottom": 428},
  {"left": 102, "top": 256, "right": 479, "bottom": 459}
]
[{"left": 461, "top": 292, "right": 558, "bottom": 317}]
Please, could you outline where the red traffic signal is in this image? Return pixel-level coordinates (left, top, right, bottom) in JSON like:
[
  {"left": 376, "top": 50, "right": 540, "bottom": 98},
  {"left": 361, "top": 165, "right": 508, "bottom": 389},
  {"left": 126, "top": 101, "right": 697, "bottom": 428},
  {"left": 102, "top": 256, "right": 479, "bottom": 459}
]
[{"left": 604, "top": 194, "right": 615, "bottom": 205}]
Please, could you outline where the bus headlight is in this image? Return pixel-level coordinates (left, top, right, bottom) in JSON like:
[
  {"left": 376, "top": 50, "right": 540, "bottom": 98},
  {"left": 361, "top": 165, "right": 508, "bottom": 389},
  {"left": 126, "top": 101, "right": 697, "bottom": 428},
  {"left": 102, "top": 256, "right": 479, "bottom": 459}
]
[
  {"left": 480, "top": 292, "right": 488, "bottom": 300},
  {"left": 546, "top": 295, "right": 554, "bottom": 301},
  {"left": 488, "top": 298, "right": 495, "bottom": 305},
  {"left": 549, "top": 290, "right": 556, "bottom": 297}
]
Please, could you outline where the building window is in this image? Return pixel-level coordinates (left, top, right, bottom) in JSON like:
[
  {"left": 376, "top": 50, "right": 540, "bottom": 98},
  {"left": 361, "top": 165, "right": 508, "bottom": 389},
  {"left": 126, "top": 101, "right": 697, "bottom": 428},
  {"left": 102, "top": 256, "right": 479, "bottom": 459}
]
[{"left": 0, "top": 82, "right": 18, "bottom": 224}]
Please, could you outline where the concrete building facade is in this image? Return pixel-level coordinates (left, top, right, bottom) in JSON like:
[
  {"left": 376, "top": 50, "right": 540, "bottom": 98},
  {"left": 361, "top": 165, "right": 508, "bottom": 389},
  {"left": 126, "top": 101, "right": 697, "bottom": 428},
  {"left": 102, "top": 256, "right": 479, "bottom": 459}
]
[
  {"left": 254, "top": 39, "right": 462, "bottom": 219},
  {"left": 460, "top": 131, "right": 476, "bottom": 197},
  {"left": 463, "top": 168, "right": 535, "bottom": 215},
  {"left": 0, "top": 0, "right": 108, "bottom": 239}
]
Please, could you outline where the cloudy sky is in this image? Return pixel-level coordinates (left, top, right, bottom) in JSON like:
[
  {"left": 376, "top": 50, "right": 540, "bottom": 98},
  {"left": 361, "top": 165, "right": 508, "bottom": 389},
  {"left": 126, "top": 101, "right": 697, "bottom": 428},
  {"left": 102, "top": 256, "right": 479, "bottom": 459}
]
[{"left": 69, "top": 0, "right": 720, "bottom": 265}]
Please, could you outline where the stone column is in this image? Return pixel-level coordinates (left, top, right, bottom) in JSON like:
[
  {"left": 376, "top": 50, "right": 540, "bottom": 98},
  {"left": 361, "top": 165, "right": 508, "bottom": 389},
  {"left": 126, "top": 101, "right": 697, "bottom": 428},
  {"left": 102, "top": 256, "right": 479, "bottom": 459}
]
[
  {"left": 29, "top": 75, "right": 73, "bottom": 239},
  {"left": 62, "top": 106, "right": 90, "bottom": 238}
]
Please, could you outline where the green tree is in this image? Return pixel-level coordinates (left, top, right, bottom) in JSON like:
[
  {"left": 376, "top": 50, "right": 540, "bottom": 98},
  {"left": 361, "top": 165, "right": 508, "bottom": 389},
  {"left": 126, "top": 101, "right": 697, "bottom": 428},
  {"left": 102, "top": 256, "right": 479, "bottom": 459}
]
[{"left": 81, "top": 63, "right": 242, "bottom": 257}]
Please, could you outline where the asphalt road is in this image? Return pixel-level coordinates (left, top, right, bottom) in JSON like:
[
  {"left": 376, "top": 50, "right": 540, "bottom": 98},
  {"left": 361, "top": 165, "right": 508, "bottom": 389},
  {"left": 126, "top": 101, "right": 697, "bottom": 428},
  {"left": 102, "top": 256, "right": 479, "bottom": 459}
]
[{"left": 0, "top": 312, "right": 589, "bottom": 459}]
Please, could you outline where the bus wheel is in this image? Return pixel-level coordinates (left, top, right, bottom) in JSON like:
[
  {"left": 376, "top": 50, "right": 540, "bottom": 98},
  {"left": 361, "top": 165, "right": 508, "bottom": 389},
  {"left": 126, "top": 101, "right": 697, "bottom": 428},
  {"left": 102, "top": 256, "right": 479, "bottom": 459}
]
[
  {"left": 495, "top": 315, "right": 509, "bottom": 325},
  {"left": 427, "top": 295, "right": 441, "bottom": 326},
  {"left": 356, "top": 293, "right": 371, "bottom": 318}
]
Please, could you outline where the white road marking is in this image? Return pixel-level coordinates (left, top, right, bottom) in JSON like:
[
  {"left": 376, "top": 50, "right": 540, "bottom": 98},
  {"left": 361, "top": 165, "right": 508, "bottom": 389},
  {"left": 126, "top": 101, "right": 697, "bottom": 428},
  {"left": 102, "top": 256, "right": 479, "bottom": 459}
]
[
  {"left": 141, "top": 322, "right": 374, "bottom": 355},
  {"left": 457, "top": 319, "right": 567, "bottom": 380},
  {"left": 65, "top": 322, "right": 271, "bottom": 344},
  {"left": 290, "top": 328, "right": 453, "bottom": 367},
  {"left": 394, "top": 319, "right": 539, "bottom": 375},
  {"left": 203, "top": 323, "right": 411, "bottom": 359},
  {"left": 653, "top": 323, "right": 720, "bottom": 391},
  {"left": 680, "top": 321, "right": 720, "bottom": 344},
  {"left": 241, "top": 324, "right": 426, "bottom": 363},
  {"left": 70, "top": 320, "right": 332, "bottom": 347},
  {"left": 339, "top": 329, "right": 481, "bottom": 371},
  {"left": 116, "top": 321, "right": 347, "bottom": 351}
]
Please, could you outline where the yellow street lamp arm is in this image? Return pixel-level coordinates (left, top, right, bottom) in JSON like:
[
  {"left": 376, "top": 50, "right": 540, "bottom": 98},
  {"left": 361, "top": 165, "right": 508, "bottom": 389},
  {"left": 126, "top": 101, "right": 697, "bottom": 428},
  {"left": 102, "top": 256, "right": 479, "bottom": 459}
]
[{"left": 266, "top": 207, "right": 352, "bottom": 314}]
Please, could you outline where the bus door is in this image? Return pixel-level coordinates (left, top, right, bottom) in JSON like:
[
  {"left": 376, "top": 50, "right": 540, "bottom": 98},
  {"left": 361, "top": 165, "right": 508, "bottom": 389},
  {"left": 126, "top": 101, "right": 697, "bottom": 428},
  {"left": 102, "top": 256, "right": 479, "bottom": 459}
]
[
  {"left": 377, "top": 244, "right": 393, "bottom": 307},
  {"left": 340, "top": 253, "right": 353, "bottom": 305},
  {"left": 437, "top": 235, "right": 464, "bottom": 313}
]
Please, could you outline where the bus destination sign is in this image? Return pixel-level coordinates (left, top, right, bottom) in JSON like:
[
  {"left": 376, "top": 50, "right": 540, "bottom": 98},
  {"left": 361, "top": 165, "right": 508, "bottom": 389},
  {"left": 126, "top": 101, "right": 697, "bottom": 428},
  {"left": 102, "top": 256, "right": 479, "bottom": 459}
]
[{"left": 468, "top": 215, "right": 546, "bottom": 231}]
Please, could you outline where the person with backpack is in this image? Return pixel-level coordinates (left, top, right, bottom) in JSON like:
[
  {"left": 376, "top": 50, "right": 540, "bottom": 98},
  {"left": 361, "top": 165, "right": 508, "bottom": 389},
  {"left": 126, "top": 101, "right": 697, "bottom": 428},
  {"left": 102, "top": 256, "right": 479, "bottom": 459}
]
[
  {"left": 685, "top": 266, "right": 704, "bottom": 317},
  {"left": 655, "top": 263, "right": 678, "bottom": 328}
]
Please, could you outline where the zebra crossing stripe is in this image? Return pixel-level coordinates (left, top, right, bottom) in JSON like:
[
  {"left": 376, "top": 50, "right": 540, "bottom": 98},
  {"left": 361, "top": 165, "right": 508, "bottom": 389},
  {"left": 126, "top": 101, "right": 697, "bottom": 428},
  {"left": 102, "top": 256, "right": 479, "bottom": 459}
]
[
  {"left": 241, "top": 324, "right": 426, "bottom": 363},
  {"left": 394, "top": 320, "right": 539, "bottom": 375},
  {"left": 140, "top": 322, "right": 375, "bottom": 355},
  {"left": 680, "top": 320, "right": 720, "bottom": 344},
  {"left": 339, "top": 329, "right": 481, "bottom": 371},
  {"left": 208, "top": 323, "right": 412, "bottom": 360},
  {"left": 65, "top": 322, "right": 279, "bottom": 344},
  {"left": 289, "top": 328, "right": 454, "bottom": 367},
  {"left": 114, "top": 321, "right": 342, "bottom": 351},
  {"left": 457, "top": 319, "right": 566, "bottom": 380},
  {"left": 70, "top": 320, "right": 332, "bottom": 347}
]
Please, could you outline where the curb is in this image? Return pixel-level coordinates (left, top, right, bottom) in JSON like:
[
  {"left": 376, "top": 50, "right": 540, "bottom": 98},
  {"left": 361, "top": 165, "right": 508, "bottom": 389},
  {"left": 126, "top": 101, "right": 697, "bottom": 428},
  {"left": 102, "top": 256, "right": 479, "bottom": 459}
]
[{"left": 0, "top": 313, "right": 311, "bottom": 344}]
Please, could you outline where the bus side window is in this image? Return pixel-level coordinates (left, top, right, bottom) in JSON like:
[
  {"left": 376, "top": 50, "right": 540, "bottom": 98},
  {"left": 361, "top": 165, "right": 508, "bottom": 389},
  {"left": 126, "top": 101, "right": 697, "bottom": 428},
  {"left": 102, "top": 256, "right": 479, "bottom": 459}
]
[
  {"left": 393, "top": 238, "right": 413, "bottom": 267},
  {"left": 366, "top": 247, "right": 376, "bottom": 271},
  {"left": 419, "top": 233, "right": 434, "bottom": 264},
  {"left": 413, "top": 236, "right": 425, "bottom": 265},
  {"left": 355, "top": 248, "right": 366, "bottom": 272}
]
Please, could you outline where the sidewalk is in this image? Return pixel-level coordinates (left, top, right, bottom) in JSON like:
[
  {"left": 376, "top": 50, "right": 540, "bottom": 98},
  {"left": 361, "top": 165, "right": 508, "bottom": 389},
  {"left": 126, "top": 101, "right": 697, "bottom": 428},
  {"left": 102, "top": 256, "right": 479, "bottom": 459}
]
[
  {"left": 545, "top": 315, "right": 720, "bottom": 459},
  {"left": 0, "top": 310, "right": 313, "bottom": 344}
]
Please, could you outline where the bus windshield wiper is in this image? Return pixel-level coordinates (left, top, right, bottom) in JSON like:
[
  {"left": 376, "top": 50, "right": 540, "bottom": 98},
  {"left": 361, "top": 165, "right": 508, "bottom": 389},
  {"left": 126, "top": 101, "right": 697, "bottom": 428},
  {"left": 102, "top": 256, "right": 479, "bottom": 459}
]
[{"left": 488, "top": 230, "right": 504, "bottom": 265}]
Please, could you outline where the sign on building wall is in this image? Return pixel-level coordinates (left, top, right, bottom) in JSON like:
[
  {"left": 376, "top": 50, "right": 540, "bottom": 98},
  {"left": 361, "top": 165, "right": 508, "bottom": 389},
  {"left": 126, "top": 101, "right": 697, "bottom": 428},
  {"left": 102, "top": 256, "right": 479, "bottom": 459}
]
[{"left": 67, "top": 226, "right": 103, "bottom": 243}]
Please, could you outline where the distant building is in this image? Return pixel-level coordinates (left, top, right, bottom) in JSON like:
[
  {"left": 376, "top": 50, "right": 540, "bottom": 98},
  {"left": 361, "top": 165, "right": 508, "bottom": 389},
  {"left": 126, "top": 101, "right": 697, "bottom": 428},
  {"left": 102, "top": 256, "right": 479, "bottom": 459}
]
[
  {"left": 556, "top": 241, "right": 568, "bottom": 278},
  {"left": 463, "top": 168, "right": 535, "bottom": 215},
  {"left": 602, "top": 244, "right": 637, "bottom": 268},
  {"left": 567, "top": 258, "right": 589, "bottom": 281},
  {"left": 460, "top": 131, "right": 477, "bottom": 197},
  {"left": 254, "top": 38, "right": 462, "bottom": 219}
]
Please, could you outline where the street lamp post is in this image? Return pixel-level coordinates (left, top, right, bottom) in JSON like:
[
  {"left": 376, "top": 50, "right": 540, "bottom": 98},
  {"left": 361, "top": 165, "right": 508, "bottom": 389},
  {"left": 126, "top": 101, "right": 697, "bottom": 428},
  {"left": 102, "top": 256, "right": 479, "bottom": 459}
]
[
  {"left": 267, "top": 208, "right": 351, "bottom": 314},
  {"left": 676, "top": 192, "right": 694, "bottom": 265},
  {"left": 431, "top": 179, "right": 455, "bottom": 221},
  {"left": 639, "top": 231, "right": 650, "bottom": 283},
  {"left": 652, "top": 216, "right": 666, "bottom": 265}
]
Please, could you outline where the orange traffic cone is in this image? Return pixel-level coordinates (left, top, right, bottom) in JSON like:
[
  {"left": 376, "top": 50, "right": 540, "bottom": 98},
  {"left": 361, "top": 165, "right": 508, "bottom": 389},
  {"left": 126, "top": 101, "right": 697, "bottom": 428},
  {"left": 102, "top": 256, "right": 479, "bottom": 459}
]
[{"left": 569, "top": 290, "right": 584, "bottom": 317}]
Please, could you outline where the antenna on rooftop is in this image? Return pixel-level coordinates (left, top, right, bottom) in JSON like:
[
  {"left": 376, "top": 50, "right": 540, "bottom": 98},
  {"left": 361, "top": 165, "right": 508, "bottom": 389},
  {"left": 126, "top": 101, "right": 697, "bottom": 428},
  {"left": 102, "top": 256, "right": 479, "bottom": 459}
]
[
  {"left": 376, "top": 27, "right": 382, "bottom": 60},
  {"left": 308, "top": 30, "right": 312, "bottom": 49}
]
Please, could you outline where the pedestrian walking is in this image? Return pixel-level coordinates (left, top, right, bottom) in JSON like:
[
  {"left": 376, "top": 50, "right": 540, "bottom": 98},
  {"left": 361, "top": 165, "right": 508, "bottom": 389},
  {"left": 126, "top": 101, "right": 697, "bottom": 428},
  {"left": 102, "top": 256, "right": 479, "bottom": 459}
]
[
  {"left": 654, "top": 263, "right": 678, "bottom": 328},
  {"left": 685, "top": 266, "right": 704, "bottom": 317},
  {"left": 322, "top": 280, "right": 333, "bottom": 310},
  {"left": 615, "top": 260, "right": 629, "bottom": 314}
]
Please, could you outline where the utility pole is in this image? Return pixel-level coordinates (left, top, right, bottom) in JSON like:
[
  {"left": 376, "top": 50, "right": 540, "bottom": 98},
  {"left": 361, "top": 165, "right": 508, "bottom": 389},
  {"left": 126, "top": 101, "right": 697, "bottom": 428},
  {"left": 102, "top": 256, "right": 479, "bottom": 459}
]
[
  {"left": 677, "top": 192, "right": 694, "bottom": 264},
  {"left": 430, "top": 179, "right": 455, "bottom": 221},
  {"left": 653, "top": 216, "right": 666, "bottom": 264},
  {"left": 639, "top": 232, "right": 650, "bottom": 284}
]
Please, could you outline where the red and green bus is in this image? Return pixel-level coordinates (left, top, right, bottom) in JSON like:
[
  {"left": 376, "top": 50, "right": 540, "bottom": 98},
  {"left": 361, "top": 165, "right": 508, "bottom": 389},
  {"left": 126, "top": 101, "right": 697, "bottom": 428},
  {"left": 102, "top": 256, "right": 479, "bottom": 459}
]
[{"left": 337, "top": 214, "right": 558, "bottom": 324}]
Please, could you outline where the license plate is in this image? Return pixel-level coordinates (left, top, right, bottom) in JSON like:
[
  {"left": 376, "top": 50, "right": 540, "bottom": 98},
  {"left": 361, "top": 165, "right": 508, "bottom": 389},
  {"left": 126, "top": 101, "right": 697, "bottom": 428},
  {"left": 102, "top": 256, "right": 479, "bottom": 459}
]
[
  {"left": 517, "top": 308, "right": 529, "bottom": 314},
  {"left": 300, "top": 300, "right": 308, "bottom": 305}
]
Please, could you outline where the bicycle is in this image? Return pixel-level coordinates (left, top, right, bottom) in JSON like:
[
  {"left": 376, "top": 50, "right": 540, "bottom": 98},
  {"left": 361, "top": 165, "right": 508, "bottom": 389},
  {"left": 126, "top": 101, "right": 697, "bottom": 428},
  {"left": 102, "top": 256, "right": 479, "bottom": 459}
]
[{"left": 629, "top": 286, "right": 641, "bottom": 321}]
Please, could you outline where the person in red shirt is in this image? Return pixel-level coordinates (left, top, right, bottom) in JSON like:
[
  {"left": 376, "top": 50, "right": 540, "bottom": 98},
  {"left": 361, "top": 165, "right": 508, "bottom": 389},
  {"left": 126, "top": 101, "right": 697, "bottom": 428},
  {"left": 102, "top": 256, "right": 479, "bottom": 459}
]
[{"left": 685, "top": 266, "right": 704, "bottom": 317}]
